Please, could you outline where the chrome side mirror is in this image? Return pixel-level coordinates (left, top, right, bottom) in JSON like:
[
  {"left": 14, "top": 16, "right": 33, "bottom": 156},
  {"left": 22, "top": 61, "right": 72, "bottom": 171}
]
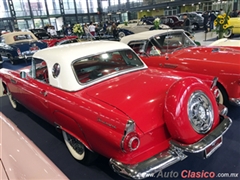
[{"left": 20, "top": 71, "right": 27, "bottom": 79}]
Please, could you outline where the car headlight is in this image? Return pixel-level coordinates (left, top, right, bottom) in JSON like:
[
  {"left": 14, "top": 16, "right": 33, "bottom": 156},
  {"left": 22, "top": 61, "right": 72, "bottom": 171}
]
[{"left": 188, "top": 91, "right": 214, "bottom": 134}]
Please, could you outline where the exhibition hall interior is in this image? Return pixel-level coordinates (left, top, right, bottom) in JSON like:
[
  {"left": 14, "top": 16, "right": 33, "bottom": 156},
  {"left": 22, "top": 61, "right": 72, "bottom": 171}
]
[{"left": 0, "top": 0, "right": 240, "bottom": 179}]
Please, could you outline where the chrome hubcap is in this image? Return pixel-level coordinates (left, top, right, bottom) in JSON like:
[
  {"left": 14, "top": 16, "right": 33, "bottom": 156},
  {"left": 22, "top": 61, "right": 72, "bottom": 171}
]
[{"left": 66, "top": 133, "right": 84, "bottom": 155}]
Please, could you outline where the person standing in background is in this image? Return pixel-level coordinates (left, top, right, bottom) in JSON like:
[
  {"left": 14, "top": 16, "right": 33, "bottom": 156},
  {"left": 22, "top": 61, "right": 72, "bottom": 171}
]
[
  {"left": 202, "top": 11, "right": 209, "bottom": 33},
  {"left": 88, "top": 22, "right": 96, "bottom": 37},
  {"left": 209, "top": 11, "right": 216, "bottom": 30},
  {"left": 84, "top": 23, "right": 91, "bottom": 40},
  {"left": 182, "top": 14, "right": 191, "bottom": 32}
]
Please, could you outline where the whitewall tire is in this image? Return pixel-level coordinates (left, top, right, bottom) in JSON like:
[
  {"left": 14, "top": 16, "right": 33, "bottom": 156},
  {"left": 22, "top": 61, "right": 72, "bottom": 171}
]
[
  {"left": 62, "top": 131, "right": 98, "bottom": 164},
  {"left": 118, "top": 32, "right": 126, "bottom": 39},
  {"left": 223, "top": 29, "right": 233, "bottom": 38},
  {"left": 7, "top": 88, "right": 21, "bottom": 110}
]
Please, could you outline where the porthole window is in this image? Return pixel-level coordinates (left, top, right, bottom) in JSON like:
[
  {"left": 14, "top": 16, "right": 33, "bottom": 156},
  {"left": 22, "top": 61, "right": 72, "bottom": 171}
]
[{"left": 52, "top": 63, "right": 60, "bottom": 78}]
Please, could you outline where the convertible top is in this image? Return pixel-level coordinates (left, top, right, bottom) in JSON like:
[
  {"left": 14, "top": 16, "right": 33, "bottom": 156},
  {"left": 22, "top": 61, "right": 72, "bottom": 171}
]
[{"left": 120, "top": 29, "right": 184, "bottom": 44}]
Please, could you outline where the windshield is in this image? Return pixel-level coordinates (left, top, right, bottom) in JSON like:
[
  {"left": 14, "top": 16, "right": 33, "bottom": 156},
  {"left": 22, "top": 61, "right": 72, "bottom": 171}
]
[
  {"left": 72, "top": 49, "right": 144, "bottom": 84},
  {"left": 153, "top": 31, "right": 196, "bottom": 53}
]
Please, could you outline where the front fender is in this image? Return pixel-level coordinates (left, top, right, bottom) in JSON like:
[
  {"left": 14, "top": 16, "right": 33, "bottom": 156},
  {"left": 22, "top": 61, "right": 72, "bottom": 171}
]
[{"left": 164, "top": 77, "right": 219, "bottom": 144}]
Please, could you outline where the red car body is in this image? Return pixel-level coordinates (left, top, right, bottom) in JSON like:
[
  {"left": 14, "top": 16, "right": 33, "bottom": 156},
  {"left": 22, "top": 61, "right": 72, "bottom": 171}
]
[
  {"left": 41, "top": 35, "right": 78, "bottom": 47},
  {"left": 0, "top": 41, "right": 231, "bottom": 179},
  {"left": 30, "top": 28, "right": 78, "bottom": 47},
  {"left": 121, "top": 29, "right": 240, "bottom": 106}
]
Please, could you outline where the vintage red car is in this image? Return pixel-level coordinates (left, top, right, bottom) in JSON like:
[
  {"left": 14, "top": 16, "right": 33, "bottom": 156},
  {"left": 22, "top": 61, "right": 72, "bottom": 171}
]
[
  {"left": 29, "top": 28, "right": 78, "bottom": 47},
  {"left": 0, "top": 41, "right": 231, "bottom": 179},
  {"left": 121, "top": 29, "right": 240, "bottom": 106}
]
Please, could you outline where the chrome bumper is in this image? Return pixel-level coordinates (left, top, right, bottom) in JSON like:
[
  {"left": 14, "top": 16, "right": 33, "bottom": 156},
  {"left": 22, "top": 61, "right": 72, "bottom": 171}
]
[
  {"left": 229, "top": 98, "right": 240, "bottom": 106},
  {"left": 110, "top": 116, "right": 232, "bottom": 179},
  {"left": 218, "top": 104, "right": 228, "bottom": 116}
]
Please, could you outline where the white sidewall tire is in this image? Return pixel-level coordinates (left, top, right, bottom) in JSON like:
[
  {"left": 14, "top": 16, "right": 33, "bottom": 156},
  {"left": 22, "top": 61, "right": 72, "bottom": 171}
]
[
  {"left": 62, "top": 131, "right": 85, "bottom": 160},
  {"left": 218, "top": 90, "right": 224, "bottom": 105},
  {"left": 223, "top": 29, "right": 232, "bottom": 38},
  {"left": 118, "top": 32, "right": 125, "bottom": 39},
  {"left": 7, "top": 88, "right": 18, "bottom": 109}
]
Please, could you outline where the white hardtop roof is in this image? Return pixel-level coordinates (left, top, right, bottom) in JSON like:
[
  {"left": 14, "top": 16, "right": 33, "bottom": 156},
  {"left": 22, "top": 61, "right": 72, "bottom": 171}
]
[
  {"left": 1, "top": 31, "right": 38, "bottom": 44},
  {"left": 121, "top": 29, "right": 184, "bottom": 44},
  {"left": 34, "top": 40, "right": 132, "bottom": 61},
  {"left": 33, "top": 41, "right": 146, "bottom": 91}
]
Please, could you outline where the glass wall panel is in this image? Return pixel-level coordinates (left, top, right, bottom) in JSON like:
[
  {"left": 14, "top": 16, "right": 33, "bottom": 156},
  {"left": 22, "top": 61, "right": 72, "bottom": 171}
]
[
  {"left": 111, "top": 0, "right": 118, "bottom": 5},
  {"left": 43, "top": 18, "right": 50, "bottom": 26},
  {"left": 76, "top": 0, "right": 87, "bottom": 14},
  {"left": 63, "top": 0, "right": 75, "bottom": 14},
  {"left": 0, "top": 0, "right": 11, "bottom": 18},
  {"left": 83, "top": 16, "right": 89, "bottom": 23},
  {"left": 30, "top": 0, "right": 47, "bottom": 16},
  {"left": 0, "top": 20, "right": 13, "bottom": 31},
  {"left": 27, "top": 19, "right": 34, "bottom": 29},
  {"left": 47, "top": 0, "right": 61, "bottom": 15},
  {"left": 34, "top": 19, "right": 43, "bottom": 28},
  {"left": 129, "top": 0, "right": 143, "bottom": 8},
  {"left": 13, "top": 0, "right": 31, "bottom": 17},
  {"left": 17, "top": 20, "right": 28, "bottom": 30},
  {"left": 89, "top": 15, "right": 99, "bottom": 23},
  {"left": 50, "top": 18, "right": 57, "bottom": 29},
  {"left": 102, "top": 1, "right": 108, "bottom": 12},
  {"left": 65, "top": 16, "right": 77, "bottom": 25},
  {"left": 88, "top": 0, "right": 98, "bottom": 13}
]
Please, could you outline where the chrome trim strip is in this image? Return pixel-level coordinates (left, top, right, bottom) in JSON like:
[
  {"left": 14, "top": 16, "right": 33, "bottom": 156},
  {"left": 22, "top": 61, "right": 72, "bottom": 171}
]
[
  {"left": 121, "top": 120, "right": 135, "bottom": 152},
  {"left": 110, "top": 146, "right": 187, "bottom": 180},
  {"left": 211, "top": 77, "right": 218, "bottom": 89},
  {"left": 170, "top": 116, "right": 232, "bottom": 154},
  {"left": 229, "top": 98, "right": 240, "bottom": 106}
]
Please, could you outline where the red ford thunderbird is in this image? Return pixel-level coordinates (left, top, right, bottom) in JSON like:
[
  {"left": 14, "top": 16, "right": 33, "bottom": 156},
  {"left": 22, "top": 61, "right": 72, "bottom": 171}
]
[
  {"left": 121, "top": 29, "right": 240, "bottom": 106},
  {"left": 0, "top": 41, "right": 231, "bottom": 179}
]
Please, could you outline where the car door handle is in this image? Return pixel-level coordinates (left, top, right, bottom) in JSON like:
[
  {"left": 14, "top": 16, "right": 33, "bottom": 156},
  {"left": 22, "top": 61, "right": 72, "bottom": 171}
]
[
  {"left": 163, "top": 63, "right": 178, "bottom": 69},
  {"left": 40, "top": 90, "right": 48, "bottom": 97},
  {"left": 10, "top": 78, "right": 17, "bottom": 84}
]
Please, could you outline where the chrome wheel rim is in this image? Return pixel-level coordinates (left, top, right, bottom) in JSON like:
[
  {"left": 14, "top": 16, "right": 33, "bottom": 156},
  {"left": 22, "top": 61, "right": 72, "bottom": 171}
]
[
  {"left": 118, "top": 32, "right": 125, "bottom": 39},
  {"left": 62, "top": 131, "right": 85, "bottom": 160}
]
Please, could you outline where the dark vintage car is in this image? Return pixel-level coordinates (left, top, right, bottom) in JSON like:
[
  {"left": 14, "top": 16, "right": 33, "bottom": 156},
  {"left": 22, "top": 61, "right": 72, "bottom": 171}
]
[
  {"left": 0, "top": 31, "right": 48, "bottom": 64},
  {"left": 0, "top": 41, "right": 232, "bottom": 179},
  {"left": 29, "top": 28, "right": 51, "bottom": 39},
  {"left": 30, "top": 28, "right": 78, "bottom": 47},
  {"left": 160, "top": 15, "right": 184, "bottom": 29},
  {"left": 177, "top": 12, "right": 204, "bottom": 30}
]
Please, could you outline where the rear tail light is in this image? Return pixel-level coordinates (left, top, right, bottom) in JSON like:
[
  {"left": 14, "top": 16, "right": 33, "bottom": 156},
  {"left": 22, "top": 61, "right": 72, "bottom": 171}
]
[
  {"left": 121, "top": 120, "right": 140, "bottom": 152},
  {"left": 122, "top": 132, "right": 140, "bottom": 152},
  {"left": 17, "top": 48, "right": 21, "bottom": 56}
]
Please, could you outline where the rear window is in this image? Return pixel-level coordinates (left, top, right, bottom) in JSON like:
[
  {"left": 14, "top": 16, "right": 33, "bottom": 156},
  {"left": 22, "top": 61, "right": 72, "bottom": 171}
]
[
  {"left": 13, "top": 34, "right": 33, "bottom": 41},
  {"left": 72, "top": 49, "right": 144, "bottom": 84}
]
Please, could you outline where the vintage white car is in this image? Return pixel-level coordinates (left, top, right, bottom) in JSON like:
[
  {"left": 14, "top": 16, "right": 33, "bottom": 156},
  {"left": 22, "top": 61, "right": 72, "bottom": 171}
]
[
  {"left": 209, "top": 38, "right": 240, "bottom": 48},
  {"left": 0, "top": 112, "right": 68, "bottom": 179},
  {"left": 117, "top": 20, "right": 170, "bottom": 39}
]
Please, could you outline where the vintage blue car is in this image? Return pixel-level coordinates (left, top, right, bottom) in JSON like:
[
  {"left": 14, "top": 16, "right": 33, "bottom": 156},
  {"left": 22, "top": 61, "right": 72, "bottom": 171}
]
[{"left": 0, "top": 31, "right": 48, "bottom": 64}]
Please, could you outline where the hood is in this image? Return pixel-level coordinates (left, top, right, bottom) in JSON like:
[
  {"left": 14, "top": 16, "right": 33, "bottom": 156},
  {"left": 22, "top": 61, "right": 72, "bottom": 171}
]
[
  {"left": 174, "top": 46, "right": 240, "bottom": 65},
  {"left": 86, "top": 68, "right": 211, "bottom": 132}
]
